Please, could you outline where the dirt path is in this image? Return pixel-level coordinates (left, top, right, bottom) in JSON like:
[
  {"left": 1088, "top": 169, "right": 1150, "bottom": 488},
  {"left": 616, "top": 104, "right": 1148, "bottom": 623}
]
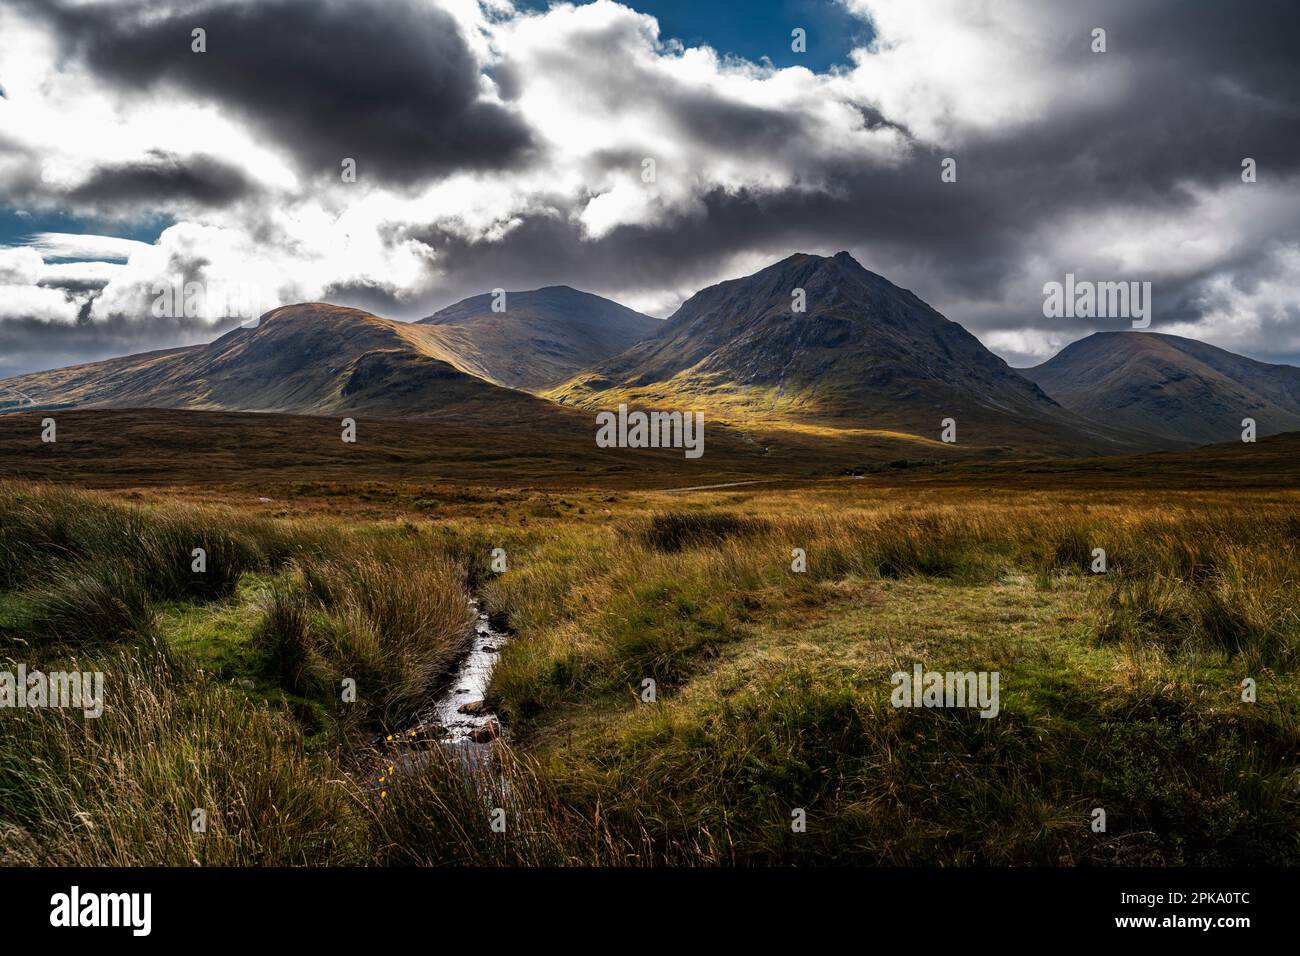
[{"left": 661, "top": 479, "right": 775, "bottom": 493}]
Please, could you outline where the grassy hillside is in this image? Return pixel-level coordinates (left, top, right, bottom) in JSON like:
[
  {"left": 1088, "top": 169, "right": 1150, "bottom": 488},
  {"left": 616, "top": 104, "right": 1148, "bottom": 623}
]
[{"left": 0, "top": 304, "right": 563, "bottom": 421}]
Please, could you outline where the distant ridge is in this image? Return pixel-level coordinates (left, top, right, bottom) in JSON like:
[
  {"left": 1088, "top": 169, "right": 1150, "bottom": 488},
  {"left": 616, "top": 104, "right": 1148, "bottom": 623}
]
[
  {"left": 419, "top": 285, "right": 662, "bottom": 392},
  {"left": 1021, "top": 331, "right": 1300, "bottom": 444},
  {"left": 0, "top": 303, "right": 562, "bottom": 423}
]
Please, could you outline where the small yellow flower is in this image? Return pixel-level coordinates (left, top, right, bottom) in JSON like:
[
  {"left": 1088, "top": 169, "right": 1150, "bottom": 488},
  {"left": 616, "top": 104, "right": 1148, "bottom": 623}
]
[{"left": 381, "top": 791, "right": 388, "bottom": 799}]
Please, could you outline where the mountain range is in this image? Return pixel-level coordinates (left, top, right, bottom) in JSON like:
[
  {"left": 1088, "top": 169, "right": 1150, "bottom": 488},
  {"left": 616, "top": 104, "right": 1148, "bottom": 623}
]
[
  {"left": 548, "top": 252, "right": 1152, "bottom": 454},
  {"left": 2, "top": 252, "right": 1295, "bottom": 457},
  {"left": 0, "top": 304, "right": 560, "bottom": 423}
]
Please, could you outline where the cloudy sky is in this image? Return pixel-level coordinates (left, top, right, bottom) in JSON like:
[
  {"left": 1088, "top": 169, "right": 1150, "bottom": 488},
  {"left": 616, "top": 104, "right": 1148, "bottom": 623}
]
[{"left": 1, "top": 0, "right": 1297, "bottom": 379}]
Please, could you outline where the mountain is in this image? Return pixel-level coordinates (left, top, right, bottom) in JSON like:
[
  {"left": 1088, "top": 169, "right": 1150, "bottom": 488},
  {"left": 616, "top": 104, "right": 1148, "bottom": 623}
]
[
  {"left": 419, "top": 285, "right": 662, "bottom": 392},
  {"left": 1021, "top": 331, "right": 1300, "bottom": 445},
  {"left": 12, "top": 261, "right": 1264, "bottom": 457},
  {"left": 549, "top": 252, "right": 1161, "bottom": 454},
  {"left": 0, "top": 303, "right": 561, "bottom": 422}
]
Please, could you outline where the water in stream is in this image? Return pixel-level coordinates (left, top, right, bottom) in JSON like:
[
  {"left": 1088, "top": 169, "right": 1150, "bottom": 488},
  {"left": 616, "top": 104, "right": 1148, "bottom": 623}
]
[
  {"left": 424, "top": 600, "right": 507, "bottom": 745},
  {"left": 372, "top": 600, "right": 508, "bottom": 792}
]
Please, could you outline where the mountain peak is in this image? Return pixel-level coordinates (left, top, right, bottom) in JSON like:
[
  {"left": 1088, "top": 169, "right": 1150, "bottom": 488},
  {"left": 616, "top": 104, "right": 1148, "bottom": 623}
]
[
  {"left": 417, "top": 285, "right": 661, "bottom": 392},
  {"left": 1024, "top": 330, "right": 1300, "bottom": 444},
  {"left": 547, "top": 250, "right": 1132, "bottom": 453},
  {"left": 241, "top": 302, "right": 389, "bottom": 332}
]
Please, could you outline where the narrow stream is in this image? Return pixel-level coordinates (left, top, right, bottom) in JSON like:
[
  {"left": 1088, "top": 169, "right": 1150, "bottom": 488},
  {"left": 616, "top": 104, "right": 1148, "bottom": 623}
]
[
  {"left": 372, "top": 599, "right": 508, "bottom": 788},
  {"left": 423, "top": 599, "right": 508, "bottom": 746}
]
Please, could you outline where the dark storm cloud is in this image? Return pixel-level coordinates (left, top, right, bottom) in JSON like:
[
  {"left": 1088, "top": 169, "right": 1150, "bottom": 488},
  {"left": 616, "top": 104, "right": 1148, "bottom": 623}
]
[
  {"left": 320, "top": 279, "right": 411, "bottom": 317},
  {"left": 0, "top": 134, "right": 41, "bottom": 204},
  {"left": 25, "top": 0, "right": 533, "bottom": 185},
  {"left": 5, "top": 0, "right": 1299, "bottom": 374},
  {"left": 0, "top": 311, "right": 224, "bottom": 381},
  {"left": 665, "top": 87, "right": 817, "bottom": 155},
  {"left": 68, "top": 151, "right": 257, "bottom": 208},
  {"left": 37, "top": 276, "right": 112, "bottom": 295},
  {"left": 403, "top": 0, "right": 1300, "bottom": 360}
]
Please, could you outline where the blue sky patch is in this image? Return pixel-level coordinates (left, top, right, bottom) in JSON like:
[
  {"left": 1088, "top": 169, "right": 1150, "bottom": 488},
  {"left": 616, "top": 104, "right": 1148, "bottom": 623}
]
[
  {"left": 520, "top": 0, "right": 872, "bottom": 72},
  {"left": 0, "top": 208, "right": 172, "bottom": 260}
]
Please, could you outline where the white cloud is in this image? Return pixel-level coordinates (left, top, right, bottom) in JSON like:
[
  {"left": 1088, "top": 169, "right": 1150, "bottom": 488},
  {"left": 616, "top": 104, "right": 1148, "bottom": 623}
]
[
  {"left": 0, "top": 0, "right": 1295, "bottom": 376},
  {"left": 27, "top": 233, "right": 154, "bottom": 262},
  {"left": 0, "top": 283, "right": 81, "bottom": 324},
  {"left": 837, "top": 0, "right": 1124, "bottom": 145},
  {"left": 0, "top": 247, "right": 45, "bottom": 284}
]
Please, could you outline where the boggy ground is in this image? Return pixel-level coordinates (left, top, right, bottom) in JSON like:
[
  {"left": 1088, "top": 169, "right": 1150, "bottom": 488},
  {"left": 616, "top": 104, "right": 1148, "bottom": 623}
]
[{"left": 0, "top": 441, "right": 1298, "bottom": 865}]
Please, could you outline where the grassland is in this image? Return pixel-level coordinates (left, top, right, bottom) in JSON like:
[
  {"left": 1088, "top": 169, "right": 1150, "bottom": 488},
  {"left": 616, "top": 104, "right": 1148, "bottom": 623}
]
[
  {"left": 0, "top": 406, "right": 1123, "bottom": 491},
  {"left": 1, "top": 420, "right": 1298, "bottom": 866}
]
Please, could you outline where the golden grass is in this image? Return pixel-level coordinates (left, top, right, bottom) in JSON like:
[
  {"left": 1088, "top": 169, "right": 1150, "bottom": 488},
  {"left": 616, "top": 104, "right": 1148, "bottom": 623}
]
[{"left": 2, "top": 479, "right": 1298, "bottom": 865}]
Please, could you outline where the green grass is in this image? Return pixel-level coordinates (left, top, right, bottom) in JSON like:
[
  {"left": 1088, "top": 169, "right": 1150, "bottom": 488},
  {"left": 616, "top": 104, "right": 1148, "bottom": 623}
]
[
  {"left": 517, "top": 577, "right": 1300, "bottom": 863},
  {"left": 157, "top": 574, "right": 278, "bottom": 680}
]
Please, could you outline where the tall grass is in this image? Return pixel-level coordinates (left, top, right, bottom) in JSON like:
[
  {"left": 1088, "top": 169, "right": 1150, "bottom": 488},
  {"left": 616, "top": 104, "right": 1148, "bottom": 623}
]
[
  {"left": 488, "top": 503, "right": 1300, "bottom": 726},
  {"left": 0, "top": 645, "right": 359, "bottom": 866},
  {"left": 3, "top": 483, "right": 1298, "bottom": 865},
  {"left": 0, "top": 483, "right": 302, "bottom": 599},
  {"left": 22, "top": 561, "right": 158, "bottom": 648},
  {"left": 368, "top": 744, "right": 677, "bottom": 865},
  {"left": 0, "top": 483, "right": 324, "bottom": 660},
  {"left": 473, "top": 497, "right": 1300, "bottom": 863},
  {"left": 633, "top": 510, "right": 770, "bottom": 552},
  {"left": 254, "top": 542, "right": 475, "bottom": 725}
]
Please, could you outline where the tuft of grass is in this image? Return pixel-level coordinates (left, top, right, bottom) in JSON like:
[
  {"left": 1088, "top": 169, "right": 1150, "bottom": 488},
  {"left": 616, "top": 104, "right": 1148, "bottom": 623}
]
[
  {"left": 254, "top": 544, "right": 475, "bottom": 725},
  {"left": 1099, "top": 559, "right": 1300, "bottom": 670},
  {"left": 367, "top": 743, "right": 675, "bottom": 866},
  {"left": 633, "top": 510, "right": 770, "bottom": 553},
  {"left": 5, "top": 560, "right": 157, "bottom": 651},
  {"left": 0, "top": 483, "right": 304, "bottom": 598}
]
